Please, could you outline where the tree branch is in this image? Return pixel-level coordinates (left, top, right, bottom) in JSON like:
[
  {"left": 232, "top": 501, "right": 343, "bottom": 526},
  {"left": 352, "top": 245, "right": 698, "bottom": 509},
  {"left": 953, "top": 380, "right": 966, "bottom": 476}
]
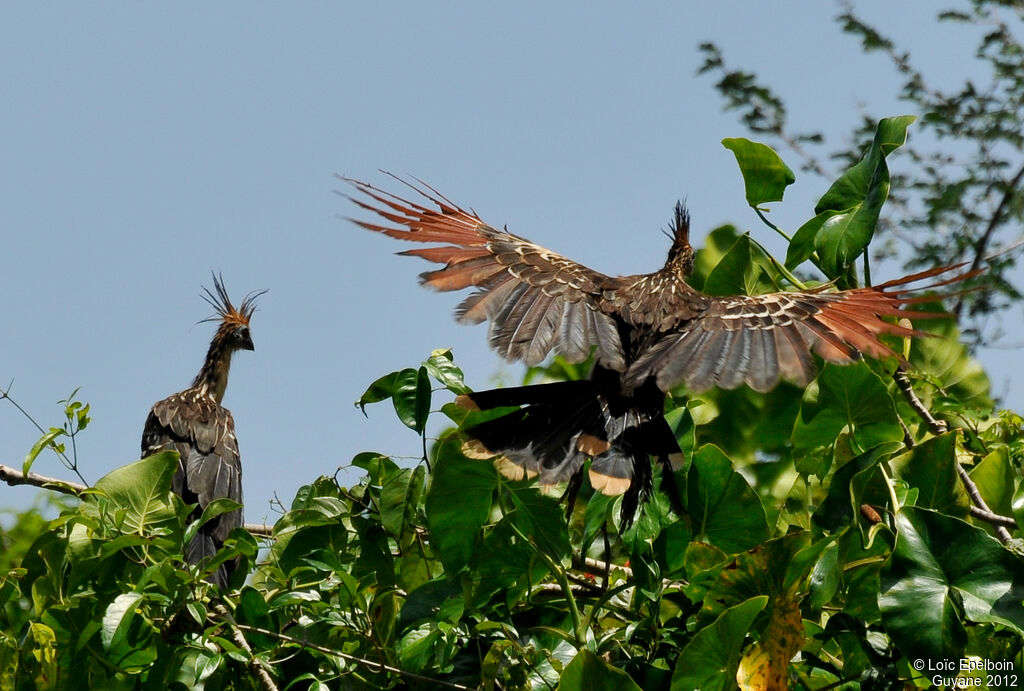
[
  {"left": 959, "top": 464, "right": 1013, "bottom": 543},
  {"left": 1, "top": 463, "right": 276, "bottom": 537},
  {"left": 0, "top": 464, "right": 86, "bottom": 496},
  {"left": 890, "top": 373, "right": 1014, "bottom": 543},
  {"left": 244, "top": 522, "right": 272, "bottom": 538},
  {"left": 954, "top": 160, "right": 1024, "bottom": 318},
  {"left": 224, "top": 622, "right": 475, "bottom": 690},
  {"left": 892, "top": 368, "right": 947, "bottom": 435},
  {"left": 211, "top": 604, "right": 279, "bottom": 691},
  {"left": 970, "top": 505, "right": 1017, "bottom": 530},
  {"left": 572, "top": 554, "right": 633, "bottom": 580}
]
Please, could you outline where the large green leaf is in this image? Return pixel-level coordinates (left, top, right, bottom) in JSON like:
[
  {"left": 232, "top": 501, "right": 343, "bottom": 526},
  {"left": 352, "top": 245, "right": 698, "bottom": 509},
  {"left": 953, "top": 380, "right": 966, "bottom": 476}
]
[
  {"left": 722, "top": 138, "right": 796, "bottom": 207},
  {"left": 686, "top": 532, "right": 811, "bottom": 620},
  {"left": 689, "top": 225, "right": 743, "bottom": 290},
  {"left": 89, "top": 452, "right": 179, "bottom": 536},
  {"left": 880, "top": 507, "right": 1024, "bottom": 661},
  {"left": 380, "top": 465, "right": 426, "bottom": 540},
  {"left": 793, "top": 362, "right": 904, "bottom": 460},
  {"left": 424, "top": 440, "right": 497, "bottom": 573},
  {"left": 702, "top": 234, "right": 781, "bottom": 297},
  {"left": 100, "top": 592, "right": 158, "bottom": 671},
  {"left": 557, "top": 649, "right": 643, "bottom": 691},
  {"left": 785, "top": 211, "right": 829, "bottom": 270},
  {"left": 813, "top": 442, "right": 902, "bottom": 532},
  {"left": 393, "top": 367, "right": 432, "bottom": 433},
  {"left": 970, "top": 447, "right": 1013, "bottom": 527},
  {"left": 890, "top": 433, "right": 970, "bottom": 518},
  {"left": 788, "top": 115, "right": 915, "bottom": 275},
  {"left": 424, "top": 348, "right": 471, "bottom": 395},
  {"left": 687, "top": 444, "right": 770, "bottom": 554},
  {"left": 506, "top": 484, "right": 570, "bottom": 564},
  {"left": 672, "top": 596, "right": 769, "bottom": 691},
  {"left": 356, "top": 366, "right": 432, "bottom": 432}
]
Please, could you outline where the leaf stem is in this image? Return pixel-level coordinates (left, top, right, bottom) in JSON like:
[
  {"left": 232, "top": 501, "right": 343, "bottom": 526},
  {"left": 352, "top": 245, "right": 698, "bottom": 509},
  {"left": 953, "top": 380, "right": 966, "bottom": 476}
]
[
  {"left": 747, "top": 236, "right": 809, "bottom": 290},
  {"left": 753, "top": 207, "right": 792, "bottom": 242},
  {"left": 506, "top": 517, "right": 585, "bottom": 646}
]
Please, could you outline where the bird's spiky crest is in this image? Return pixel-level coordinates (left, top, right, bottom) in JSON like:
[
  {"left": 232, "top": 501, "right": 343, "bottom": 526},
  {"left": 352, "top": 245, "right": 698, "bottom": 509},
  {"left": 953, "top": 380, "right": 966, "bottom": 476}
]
[
  {"left": 198, "top": 273, "right": 266, "bottom": 328},
  {"left": 670, "top": 200, "right": 690, "bottom": 249}
]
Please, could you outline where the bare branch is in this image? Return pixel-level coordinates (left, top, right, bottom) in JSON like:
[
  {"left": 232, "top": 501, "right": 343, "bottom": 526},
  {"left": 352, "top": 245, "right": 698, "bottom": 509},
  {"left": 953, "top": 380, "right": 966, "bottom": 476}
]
[
  {"left": 572, "top": 554, "right": 633, "bottom": 580},
  {"left": 225, "top": 622, "right": 475, "bottom": 690},
  {"left": 1, "top": 463, "right": 277, "bottom": 538},
  {"left": 244, "top": 522, "right": 273, "bottom": 538},
  {"left": 211, "top": 604, "right": 279, "bottom": 691},
  {"left": 959, "top": 464, "right": 1012, "bottom": 543},
  {"left": 955, "top": 161, "right": 1024, "bottom": 318},
  {"left": 892, "top": 368, "right": 948, "bottom": 435},
  {"left": 970, "top": 505, "right": 1017, "bottom": 529},
  {"left": 0, "top": 464, "right": 86, "bottom": 496},
  {"left": 890, "top": 373, "right": 1015, "bottom": 542}
]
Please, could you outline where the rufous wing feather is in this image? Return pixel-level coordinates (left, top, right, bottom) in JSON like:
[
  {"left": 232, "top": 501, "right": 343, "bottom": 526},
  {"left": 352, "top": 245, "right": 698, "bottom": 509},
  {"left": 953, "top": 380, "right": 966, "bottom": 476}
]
[
  {"left": 626, "top": 264, "right": 977, "bottom": 393},
  {"left": 343, "top": 175, "right": 629, "bottom": 370}
]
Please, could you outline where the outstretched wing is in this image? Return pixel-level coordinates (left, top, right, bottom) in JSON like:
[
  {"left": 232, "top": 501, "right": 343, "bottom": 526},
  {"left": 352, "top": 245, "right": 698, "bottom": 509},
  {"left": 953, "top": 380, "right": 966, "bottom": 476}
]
[
  {"left": 626, "top": 264, "right": 974, "bottom": 394},
  {"left": 142, "top": 391, "right": 243, "bottom": 546},
  {"left": 343, "top": 175, "right": 628, "bottom": 370}
]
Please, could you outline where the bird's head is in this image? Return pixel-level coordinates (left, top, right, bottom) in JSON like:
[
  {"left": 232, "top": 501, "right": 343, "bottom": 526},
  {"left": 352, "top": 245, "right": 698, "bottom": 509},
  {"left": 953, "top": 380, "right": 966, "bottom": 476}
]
[
  {"left": 199, "top": 273, "right": 266, "bottom": 352},
  {"left": 664, "top": 201, "right": 694, "bottom": 277}
]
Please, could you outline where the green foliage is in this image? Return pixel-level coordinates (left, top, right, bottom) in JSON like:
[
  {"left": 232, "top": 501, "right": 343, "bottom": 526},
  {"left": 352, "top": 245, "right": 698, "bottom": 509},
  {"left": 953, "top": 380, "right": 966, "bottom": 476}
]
[
  {"left": 722, "top": 138, "right": 796, "bottom": 207},
  {"left": 700, "top": 2, "right": 1024, "bottom": 344},
  {"left": 788, "top": 116, "right": 914, "bottom": 279},
  {"left": 2, "top": 119, "right": 1023, "bottom": 690}
]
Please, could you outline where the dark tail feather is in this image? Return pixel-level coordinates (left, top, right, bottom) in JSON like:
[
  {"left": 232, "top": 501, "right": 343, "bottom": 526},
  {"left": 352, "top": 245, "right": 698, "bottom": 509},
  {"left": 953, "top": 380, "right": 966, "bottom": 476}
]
[
  {"left": 459, "top": 380, "right": 601, "bottom": 486},
  {"left": 456, "top": 380, "right": 593, "bottom": 410},
  {"left": 458, "top": 382, "right": 684, "bottom": 526},
  {"left": 184, "top": 526, "right": 231, "bottom": 589}
]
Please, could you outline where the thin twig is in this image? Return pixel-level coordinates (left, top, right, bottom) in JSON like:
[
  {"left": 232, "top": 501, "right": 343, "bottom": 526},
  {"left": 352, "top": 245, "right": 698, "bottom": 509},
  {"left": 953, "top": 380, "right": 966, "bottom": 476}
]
[
  {"left": 892, "top": 368, "right": 947, "bottom": 435},
  {"left": 1, "top": 384, "right": 89, "bottom": 486},
  {"left": 211, "top": 604, "right": 278, "bottom": 691},
  {"left": 970, "top": 505, "right": 1017, "bottom": 530},
  {"left": 959, "top": 465, "right": 1013, "bottom": 543},
  {"left": 225, "top": 622, "right": 475, "bottom": 690},
  {"left": 891, "top": 371, "right": 1014, "bottom": 542},
  {"left": 954, "top": 161, "right": 1024, "bottom": 318}
]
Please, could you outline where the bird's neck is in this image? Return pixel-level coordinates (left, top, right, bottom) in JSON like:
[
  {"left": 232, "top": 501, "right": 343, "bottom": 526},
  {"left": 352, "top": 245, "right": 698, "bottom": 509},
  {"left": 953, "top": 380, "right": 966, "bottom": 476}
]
[
  {"left": 664, "top": 243, "right": 694, "bottom": 280},
  {"left": 192, "top": 332, "right": 234, "bottom": 404}
]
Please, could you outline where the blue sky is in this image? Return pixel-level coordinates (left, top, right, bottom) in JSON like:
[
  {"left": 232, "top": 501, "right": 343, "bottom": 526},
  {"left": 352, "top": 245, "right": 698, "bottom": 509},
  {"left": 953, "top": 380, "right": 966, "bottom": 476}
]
[{"left": 2, "top": 4, "right": 1018, "bottom": 522}]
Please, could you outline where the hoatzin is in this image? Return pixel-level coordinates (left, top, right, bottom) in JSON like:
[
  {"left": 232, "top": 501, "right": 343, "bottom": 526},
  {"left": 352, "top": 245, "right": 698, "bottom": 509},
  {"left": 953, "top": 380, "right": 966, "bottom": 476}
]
[
  {"left": 344, "top": 175, "right": 971, "bottom": 518},
  {"left": 141, "top": 275, "right": 265, "bottom": 588}
]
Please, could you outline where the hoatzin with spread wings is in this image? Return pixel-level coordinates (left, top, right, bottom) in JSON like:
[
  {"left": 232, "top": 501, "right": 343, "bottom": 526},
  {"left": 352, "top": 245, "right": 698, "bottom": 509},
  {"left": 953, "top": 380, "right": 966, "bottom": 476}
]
[
  {"left": 142, "top": 275, "right": 265, "bottom": 588},
  {"left": 344, "top": 175, "right": 972, "bottom": 519}
]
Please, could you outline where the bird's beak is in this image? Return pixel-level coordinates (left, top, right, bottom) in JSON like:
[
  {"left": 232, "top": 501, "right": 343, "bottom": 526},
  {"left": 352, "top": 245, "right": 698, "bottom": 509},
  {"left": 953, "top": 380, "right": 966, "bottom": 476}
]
[{"left": 240, "top": 332, "right": 255, "bottom": 351}]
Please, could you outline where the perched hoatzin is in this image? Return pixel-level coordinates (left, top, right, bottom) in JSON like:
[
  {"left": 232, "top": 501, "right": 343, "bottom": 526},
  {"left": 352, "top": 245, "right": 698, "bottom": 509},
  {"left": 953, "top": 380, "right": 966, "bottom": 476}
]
[
  {"left": 345, "top": 175, "right": 971, "bottom": 518},
  {"left": 141, "top": 275, "right": 265, "bottom": 588}
]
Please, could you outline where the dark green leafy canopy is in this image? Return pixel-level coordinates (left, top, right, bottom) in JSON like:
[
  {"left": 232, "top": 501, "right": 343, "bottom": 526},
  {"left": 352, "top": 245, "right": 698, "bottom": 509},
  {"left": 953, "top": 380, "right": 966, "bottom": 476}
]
[{"left": 880, "top": 507, "right": 1024, "bottom": 661}]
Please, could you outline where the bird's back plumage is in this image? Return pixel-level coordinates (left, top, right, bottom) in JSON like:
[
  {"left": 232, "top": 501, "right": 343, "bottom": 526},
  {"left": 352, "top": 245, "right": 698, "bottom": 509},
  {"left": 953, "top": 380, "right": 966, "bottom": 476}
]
[{"left": 142, "top": 390, "right": 243, "bottom": 582}]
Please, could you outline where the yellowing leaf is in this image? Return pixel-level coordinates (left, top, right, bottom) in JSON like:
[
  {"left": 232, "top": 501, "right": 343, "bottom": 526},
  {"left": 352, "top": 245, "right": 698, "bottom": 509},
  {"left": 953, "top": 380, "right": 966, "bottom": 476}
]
[{"left": 737, "top": 596, "right": 803, "bottom": 691}]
